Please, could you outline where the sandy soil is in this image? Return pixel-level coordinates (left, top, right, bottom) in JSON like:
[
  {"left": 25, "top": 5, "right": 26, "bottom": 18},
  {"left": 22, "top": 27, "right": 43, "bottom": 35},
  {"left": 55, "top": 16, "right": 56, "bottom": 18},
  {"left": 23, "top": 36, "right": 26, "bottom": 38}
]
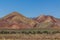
[{"left": 0, "top": 34, "right": 60, "bottom": 40}]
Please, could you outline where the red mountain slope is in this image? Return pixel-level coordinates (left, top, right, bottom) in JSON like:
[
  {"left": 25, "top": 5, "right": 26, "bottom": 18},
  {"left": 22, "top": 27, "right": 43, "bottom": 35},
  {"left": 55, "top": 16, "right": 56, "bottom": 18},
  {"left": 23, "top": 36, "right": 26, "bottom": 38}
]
[
  {"left": 0, "top": 12, "right": 37, "bottom": 29},
  {"left": 34, "top": 15, "right": 60, "bottom": 29},
  {"left": 0, "top": 12, "right": 60, "bottom": 29}
]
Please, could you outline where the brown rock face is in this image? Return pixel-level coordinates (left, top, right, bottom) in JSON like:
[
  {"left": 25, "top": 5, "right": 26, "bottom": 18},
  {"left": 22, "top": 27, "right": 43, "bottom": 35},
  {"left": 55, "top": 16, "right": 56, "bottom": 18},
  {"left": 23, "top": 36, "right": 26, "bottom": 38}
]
[
  {"left": 0, "top": 12, "right": 60, "bottom": 29},
  {"left": 0, "top": 12, "right": 37, "bottom": 29},
  {"left": 35, "top": 15, "right": 57, "bottom": 23},
  {"left": 34, "top": 15, "right": 60, "bottom": 29}
]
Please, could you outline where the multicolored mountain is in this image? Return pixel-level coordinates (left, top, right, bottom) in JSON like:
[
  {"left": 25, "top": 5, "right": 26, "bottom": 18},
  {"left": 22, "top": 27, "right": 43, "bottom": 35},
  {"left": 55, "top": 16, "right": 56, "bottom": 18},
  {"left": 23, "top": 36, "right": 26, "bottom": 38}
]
[{"left": 0, "top": 12, "right": 60, "bottom": 29}]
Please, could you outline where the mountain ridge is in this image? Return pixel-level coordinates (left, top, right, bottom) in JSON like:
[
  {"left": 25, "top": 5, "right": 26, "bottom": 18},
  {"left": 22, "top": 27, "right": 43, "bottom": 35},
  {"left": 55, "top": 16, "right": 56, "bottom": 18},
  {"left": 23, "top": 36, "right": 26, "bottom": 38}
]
[{"left": 0, "top": 12, "right": 60, "bottom": 29}]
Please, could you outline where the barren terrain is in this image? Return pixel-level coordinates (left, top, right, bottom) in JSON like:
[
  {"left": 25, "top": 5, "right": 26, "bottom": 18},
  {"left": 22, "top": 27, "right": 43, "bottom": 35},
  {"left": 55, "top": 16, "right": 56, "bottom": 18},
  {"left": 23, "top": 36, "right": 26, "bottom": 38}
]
[{"left": 0, "top": 34, "right": 60, "bottom": 40}]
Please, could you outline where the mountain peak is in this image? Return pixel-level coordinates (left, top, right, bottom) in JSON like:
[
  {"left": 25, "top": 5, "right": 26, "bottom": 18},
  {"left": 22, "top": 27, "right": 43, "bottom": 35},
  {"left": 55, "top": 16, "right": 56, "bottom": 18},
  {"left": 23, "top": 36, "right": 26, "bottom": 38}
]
[
  {"left": 35, "top": 15, "right": 47, "bottom": 22},
  {"left": 35, "top": 15, "right": 57, "bottom": 23},
  {"left": 38, "top": 14, "right": 46, "bottom": 18},
  {"left": 2, "top": 12, "right": 25, "bottom": 19},
  {"left": 9, "top": 12, "right": 22, "bottom": 16}
]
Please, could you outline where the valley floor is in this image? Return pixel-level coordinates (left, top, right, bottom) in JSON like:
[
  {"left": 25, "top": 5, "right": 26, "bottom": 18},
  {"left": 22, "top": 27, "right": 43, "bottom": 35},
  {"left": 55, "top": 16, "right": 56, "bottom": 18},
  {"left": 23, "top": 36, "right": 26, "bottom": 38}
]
[{"left": 0, "top": 34, "right": 60, "bottom": 40}]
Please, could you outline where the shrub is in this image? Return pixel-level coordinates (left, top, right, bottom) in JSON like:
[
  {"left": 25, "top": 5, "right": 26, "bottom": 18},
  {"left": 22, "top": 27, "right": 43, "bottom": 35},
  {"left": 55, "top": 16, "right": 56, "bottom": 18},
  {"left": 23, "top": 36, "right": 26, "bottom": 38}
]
[
  {"left": 42, "top": 31, "right": 49, "bottom": 34},
  {"left": 10, "top": 31, "right": 16, "bottom": 34},
  {"left": 37, "top": 31, "right": 42, "bottom": 34},
  {"left": 0, "top": 31, "right": 9, "bottom": 34}
]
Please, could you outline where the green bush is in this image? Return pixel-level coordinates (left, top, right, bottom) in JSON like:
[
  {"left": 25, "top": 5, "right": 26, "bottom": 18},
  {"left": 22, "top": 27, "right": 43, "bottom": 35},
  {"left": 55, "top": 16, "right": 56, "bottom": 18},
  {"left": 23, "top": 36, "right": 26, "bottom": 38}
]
[
  {"left": 37, "top": 31, "right": 42, "bottom": 34},
  {"left": 10, "top": 31, "right": 16, "bottom": 34},
  {"left": 0, "top": 31, "right": 9, "bottom": 34},
  {"left": 42, "top": 31, "right": 49, "bottom": 34}
]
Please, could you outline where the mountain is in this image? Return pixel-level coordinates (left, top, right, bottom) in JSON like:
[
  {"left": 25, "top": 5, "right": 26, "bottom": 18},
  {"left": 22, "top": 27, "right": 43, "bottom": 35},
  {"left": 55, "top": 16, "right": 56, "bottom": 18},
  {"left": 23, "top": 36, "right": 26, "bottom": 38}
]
[
  {"left": 0, "top": 12, "right": 37, "bottom": 29},
  {"left": 0, "top": 12, "right": 60, "bottom": 29},
  {"left": 34, "top": 15, "right": 60, "bottom": 29},
  {"left": 35, "top": 15, "right": 56, "bottom": 23}
]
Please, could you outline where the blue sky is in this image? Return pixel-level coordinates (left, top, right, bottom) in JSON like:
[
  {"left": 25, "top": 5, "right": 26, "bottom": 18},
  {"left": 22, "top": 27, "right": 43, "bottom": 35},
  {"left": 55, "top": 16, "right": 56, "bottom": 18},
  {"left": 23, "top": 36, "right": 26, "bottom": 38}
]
[{"left": 0, "top": 0, "right": 60, "bottom": 18}]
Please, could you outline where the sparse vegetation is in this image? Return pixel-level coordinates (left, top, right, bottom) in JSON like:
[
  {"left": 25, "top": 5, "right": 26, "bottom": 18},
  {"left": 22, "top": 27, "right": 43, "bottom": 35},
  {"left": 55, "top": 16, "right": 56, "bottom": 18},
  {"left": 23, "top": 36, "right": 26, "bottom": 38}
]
[
  {"left": 0, "top": 29, "right": 60, "bottom": 40},
  {"left": 0, "top": 29, "right": 60, "bottom": 34}
]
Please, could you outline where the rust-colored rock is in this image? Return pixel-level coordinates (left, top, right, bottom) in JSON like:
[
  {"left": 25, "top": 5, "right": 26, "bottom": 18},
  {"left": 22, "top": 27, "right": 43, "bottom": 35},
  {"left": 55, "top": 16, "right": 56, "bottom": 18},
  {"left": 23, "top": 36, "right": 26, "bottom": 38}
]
[{"left": 0, "top": 12, "right": 60, "bottom": 29}]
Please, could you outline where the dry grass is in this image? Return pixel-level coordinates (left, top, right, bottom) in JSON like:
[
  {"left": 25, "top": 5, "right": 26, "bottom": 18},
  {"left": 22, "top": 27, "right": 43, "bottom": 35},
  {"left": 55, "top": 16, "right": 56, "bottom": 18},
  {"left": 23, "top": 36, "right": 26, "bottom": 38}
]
[{"left": 0, "top": 34, "right": 60, "bottom": 40}]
